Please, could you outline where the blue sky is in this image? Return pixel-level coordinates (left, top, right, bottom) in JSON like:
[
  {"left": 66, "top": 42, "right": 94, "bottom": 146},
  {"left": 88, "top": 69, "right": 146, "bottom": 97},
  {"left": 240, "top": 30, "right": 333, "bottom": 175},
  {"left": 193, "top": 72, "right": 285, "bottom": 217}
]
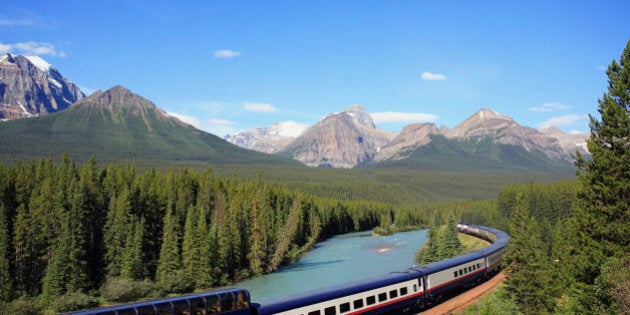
[{"left": 1, "top": 1, "right": 629, "bottom": 136}]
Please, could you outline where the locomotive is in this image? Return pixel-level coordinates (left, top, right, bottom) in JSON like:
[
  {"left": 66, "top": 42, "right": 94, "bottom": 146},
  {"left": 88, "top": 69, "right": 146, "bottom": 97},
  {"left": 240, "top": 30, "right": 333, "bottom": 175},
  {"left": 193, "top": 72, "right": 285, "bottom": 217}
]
[{"left": 65, "top": 224, "right": 507, "bottom": 315}]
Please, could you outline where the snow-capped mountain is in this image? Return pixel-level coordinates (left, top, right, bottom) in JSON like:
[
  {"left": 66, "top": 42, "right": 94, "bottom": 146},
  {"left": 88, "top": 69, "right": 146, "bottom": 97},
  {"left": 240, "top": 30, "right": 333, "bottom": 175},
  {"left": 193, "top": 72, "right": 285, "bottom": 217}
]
[
  {"left": 0, "top": 54, "right": 84, "bottom": 120},
  {"left": 225, "top": 121, "right": 309, "bottom": 153}
]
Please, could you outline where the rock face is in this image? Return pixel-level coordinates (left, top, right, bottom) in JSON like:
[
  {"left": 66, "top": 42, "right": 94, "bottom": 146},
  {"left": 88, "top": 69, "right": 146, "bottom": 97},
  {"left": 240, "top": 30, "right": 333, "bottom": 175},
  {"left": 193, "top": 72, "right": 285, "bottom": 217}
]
[
  {"left": 0, "top": 54, "right": 84, "bottom": 120},
  {"left": 443, "top": 108, "right": 568, "bottom": 161},
  {"left": 225, "top": 121, "right": 308, "bottom": 153},
  {"left": 372, "top": 123, "right": 439, "bottom": 162},
  {"left": 280, "top": 105, "right": 394, "bottom": 168},
  {"left": 539, "top": 125, "right": 589, "bottom": 156}
]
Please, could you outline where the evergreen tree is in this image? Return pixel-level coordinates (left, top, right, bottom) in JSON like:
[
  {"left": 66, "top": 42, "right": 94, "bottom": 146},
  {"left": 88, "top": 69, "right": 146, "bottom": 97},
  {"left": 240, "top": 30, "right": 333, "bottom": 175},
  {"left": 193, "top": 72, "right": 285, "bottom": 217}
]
[
  {"left": 504, "top": 193, "right": 552, "bottom": 313},
  {"left": 0, "top": 202, "right": 12, "bottom": 301},
  {"left": 103, "top": 188, "right": 133, "bottom": 278},
  {"left": 572, "top": 39, "right": 630, "bottom": 312},
  {"left": 120, "top": 217, "right": 145, "bottom": 280},
  {"left": 438, "top": 214, "right": 462, "bottom": 259},
  {"left": 181, "top": 205, "right": 198, "bottom": 276},
  {"left": 156, "top": 200, "right": 182, "bottom": 288}
]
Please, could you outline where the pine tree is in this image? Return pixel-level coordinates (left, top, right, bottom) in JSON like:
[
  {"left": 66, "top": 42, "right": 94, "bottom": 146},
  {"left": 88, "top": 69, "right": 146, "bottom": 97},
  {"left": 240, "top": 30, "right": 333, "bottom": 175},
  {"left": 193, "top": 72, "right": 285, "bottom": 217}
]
[
  {"left": 156, "top": 200, "right": 181, "bottom": 287},
  {"left": 103, "top": 188, "right": 133, "bottom": 278},
  {"left": 120, "top": 217, "right": 145, "bottom": 280},
  {"left": 504, "top": 193, "right": 552, "bottom": 313},
  {"left": 0, "top": 202, "right": 12, "bottom": 301},
  {"left": 572, "top": 39, "right": 630, "bottom": 312}
]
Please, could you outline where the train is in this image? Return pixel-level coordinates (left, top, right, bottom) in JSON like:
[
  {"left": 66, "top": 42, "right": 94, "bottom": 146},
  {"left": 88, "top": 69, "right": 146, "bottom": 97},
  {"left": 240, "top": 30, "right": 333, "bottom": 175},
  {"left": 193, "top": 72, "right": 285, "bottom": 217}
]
[{"left": 65, "top": 223, "right": 508, "bottom": 315}]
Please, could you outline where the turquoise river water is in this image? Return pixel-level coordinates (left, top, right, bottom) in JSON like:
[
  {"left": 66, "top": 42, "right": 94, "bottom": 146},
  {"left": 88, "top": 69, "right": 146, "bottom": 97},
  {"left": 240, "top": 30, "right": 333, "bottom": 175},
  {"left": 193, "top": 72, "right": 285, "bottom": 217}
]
[{"left": 235, "top": 229, "right": 428, "bottom": 302}]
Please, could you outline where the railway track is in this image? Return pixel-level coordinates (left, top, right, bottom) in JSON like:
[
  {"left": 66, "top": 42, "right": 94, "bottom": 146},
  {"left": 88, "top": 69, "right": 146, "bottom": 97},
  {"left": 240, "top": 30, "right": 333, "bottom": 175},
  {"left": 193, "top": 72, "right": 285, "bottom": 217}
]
[{"left": 418, "top": 272, "right": 506, "bottom": 315}]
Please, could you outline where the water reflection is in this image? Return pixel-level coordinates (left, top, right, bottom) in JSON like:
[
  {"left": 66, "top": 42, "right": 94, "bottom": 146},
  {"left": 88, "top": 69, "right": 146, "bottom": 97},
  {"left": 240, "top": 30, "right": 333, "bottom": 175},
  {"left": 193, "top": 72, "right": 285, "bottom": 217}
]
[{"left": 237, "top": 229, "right": 427, "bottom": 301}]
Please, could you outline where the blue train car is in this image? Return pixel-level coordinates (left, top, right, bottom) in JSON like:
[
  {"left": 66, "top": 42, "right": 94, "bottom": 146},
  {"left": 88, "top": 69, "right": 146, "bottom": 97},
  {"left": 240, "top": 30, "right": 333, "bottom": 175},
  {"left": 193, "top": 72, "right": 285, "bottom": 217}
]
[
  {"left": 63, "top": 288, "right": 251, "bottom": 315},
  {"left": 255, "top": 271, "right": 424, "bottom": 314}
]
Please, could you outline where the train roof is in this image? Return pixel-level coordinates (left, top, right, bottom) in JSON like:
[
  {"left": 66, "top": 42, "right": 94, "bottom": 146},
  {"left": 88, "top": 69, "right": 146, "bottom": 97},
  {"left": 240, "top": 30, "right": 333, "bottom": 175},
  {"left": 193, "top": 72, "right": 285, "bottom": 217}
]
[
  {"left": 255, "top": 269, "right": 420, "bottom": 313},
  {"left": 411, "top": 224, "right": 509, "bottom": 275},
  {"left": 62, "top": 287, "right": 248, "bottom": 315}
]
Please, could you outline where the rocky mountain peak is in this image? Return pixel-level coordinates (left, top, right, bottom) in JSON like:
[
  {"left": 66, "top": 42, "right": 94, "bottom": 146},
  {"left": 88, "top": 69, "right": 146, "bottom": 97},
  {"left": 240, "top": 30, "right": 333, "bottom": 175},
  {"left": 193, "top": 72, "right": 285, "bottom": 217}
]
[
  {"left": 372, "top": 123, "right": 439, "bottom": 163},
  {"left": 339, "top": 104, "right": 376, "bottom": 129},
  {"left": 0, "top": 54, "right": 84, "bottom": 120},
  {"left": 83, "top": 85, "right": 158, "bottom": 111},
  {"left": 539, "top": 125, "right": 589, "bottom": 156},
  {"left": 445, "top": 108, "right": 514, "bottom": 139},
  {"left": 280, "top": 105, "right": 393, "bottom": 168}
]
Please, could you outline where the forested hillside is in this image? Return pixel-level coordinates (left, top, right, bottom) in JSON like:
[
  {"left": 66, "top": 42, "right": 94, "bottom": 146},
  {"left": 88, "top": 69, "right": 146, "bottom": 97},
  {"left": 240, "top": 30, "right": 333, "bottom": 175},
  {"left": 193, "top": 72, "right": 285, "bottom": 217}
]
[{"left": 0, "top": 155, "right": 429, "bottom": 313}]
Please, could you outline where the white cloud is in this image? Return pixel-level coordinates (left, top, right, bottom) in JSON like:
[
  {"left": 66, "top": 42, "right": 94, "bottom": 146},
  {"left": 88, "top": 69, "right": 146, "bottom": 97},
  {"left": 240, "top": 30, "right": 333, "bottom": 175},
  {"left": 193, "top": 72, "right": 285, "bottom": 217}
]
[
  {"left": 529, "top": 102, "right": 570, "bottom": 112},
  {"left": 0, "top": 19, "right": 34, "bottom": 26},
  {"left": 421, "top": 71, "right": 447, "bottom": 81},
  {"left": 168, "top": 112, "right": 202, "bottom": 129},
  {"left": 539, "top": 114, "right": 586, "bottom": 128},
  {"left": 0, "top": 43, "right": 11, "bottom": 54},
  {"left": 244, "top": 102, "right": 277, "bottom": 113},
  {"left": 0, "top": 41, "right": 64, "bottom": 57},
  {"left": 214, "top": 49, "right": 241, "bottom": 58},
  {"left": 370, "top": 112, "right": 439, "bottom": 123},
  {"left": 209, "top": 118, "right": 235, "bottom": 126},
  {"left": 597, "top": 65, "right": 606, "bottom": 71}
]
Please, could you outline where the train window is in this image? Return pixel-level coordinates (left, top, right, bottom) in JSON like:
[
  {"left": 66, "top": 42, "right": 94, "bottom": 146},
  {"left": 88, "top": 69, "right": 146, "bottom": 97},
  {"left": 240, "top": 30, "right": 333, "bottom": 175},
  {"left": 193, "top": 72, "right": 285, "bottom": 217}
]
[
  {"left": 366, "top": 296, "right": 376, "bottom": 305},
  {"left": 454, "top": 271, "right": 458, "bottom": 278},
  {"left": 378, "top": 292, "right": 387, "bottom": 302},
  {"left": 206, "top": 295, "right": 220, "bottom": 314},
  {"left": 156, "top": 302, "right": 172, "bottom": 315},
  {"left": 353, "top": 299, "right": 364, "bottom": 309},
  {"left": 136, "top": 305, "right": 157, "bottom": 315},
  {"left": 458, "top": 270, "right": 462, "bottom": 276},
  {"left": 324, "top": 306, "right": 336, "bottom": 315},
  {"left": 308, "top": 311, "right": 321, "bottom": 315},
  {"left": 189, "top": 297, "right": 205, "bottom": 315},
  {"left": 235, "top": 291, "right": 249, "bottom": 309},
  {"left": 340, "top": 302, "right": 350, "bottom": 313},
  {"left": 389, "top": 290, "right": 398, "bottom": 299},
  {"left": 220, "top": 292, "right": 235, "bottom": 311},
  {"left": 400, "top": 287, "right": 408, "bottom": 296},
  {"left": 173, "top": 300, "right": 190, "bottom": 315},
  {"left": 414, "top": 284, "right": 418, "bottom": 292}
]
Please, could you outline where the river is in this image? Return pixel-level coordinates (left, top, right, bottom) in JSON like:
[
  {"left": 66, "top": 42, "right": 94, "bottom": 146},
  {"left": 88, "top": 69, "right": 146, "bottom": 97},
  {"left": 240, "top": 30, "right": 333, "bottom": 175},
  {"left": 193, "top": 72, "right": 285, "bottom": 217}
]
[{"left": 236, "top": 229, "right": 428, "bottom": 302}]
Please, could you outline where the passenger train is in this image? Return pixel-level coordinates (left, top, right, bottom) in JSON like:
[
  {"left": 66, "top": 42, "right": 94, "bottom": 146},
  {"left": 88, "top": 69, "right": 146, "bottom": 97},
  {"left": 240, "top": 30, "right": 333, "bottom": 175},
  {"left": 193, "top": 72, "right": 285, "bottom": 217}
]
[{"left": 65, "top": 224, "right": 508, "bottom": 315}]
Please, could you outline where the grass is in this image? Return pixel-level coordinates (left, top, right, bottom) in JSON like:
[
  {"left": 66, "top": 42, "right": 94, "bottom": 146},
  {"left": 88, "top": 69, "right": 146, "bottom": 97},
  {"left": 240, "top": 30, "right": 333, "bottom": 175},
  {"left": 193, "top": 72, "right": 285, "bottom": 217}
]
[{"left": 459, "top": 232, "right": 491, "bottom": 253}]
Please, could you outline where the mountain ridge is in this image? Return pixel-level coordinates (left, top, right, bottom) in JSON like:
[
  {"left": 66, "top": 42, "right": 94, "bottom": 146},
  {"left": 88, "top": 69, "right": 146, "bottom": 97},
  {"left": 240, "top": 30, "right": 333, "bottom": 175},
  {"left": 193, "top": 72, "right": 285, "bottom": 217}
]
[
  {"left": 0, "top": 54, "right": 84, "bottom": 120},
  {"left": 0, "top": 85, "right": 302, "bottom": 167}
]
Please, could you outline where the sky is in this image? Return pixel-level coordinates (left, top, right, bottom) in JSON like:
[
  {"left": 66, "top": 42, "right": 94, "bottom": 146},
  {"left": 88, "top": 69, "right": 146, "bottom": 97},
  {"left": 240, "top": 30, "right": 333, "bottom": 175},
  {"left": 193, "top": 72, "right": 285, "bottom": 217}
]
[{"left": 1, "top": 1, "right": 629, "bottom": 137}]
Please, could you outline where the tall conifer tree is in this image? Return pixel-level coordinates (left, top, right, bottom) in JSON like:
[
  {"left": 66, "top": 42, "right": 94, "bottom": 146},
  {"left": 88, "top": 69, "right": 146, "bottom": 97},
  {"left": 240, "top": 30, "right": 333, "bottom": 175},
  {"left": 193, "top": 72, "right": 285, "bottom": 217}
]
[{"left": 573, "top": 39, "right": 630, "bottom": 312}]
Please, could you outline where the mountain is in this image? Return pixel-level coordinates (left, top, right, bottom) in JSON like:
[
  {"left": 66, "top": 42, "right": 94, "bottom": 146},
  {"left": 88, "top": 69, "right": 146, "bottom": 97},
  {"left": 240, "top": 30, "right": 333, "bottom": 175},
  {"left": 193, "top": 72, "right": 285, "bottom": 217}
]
[
  {"left": 0, "top": 54, "right": 84, "bottom": 120},
  {"left": 365, "top": 108, "right": 575, "bottom": 173},
  {"left": 0, "top": 85, "right": 302, "bottom": 167},
  {"left": 225, "top": 121, "right": 308, "bottom": 153},
  {"left": 278, "top": 105, "right": 395, "bottom": 168},
  {"left": 539, "top": 125, "right": 589, "bottom": 156},
  {"left": 443, "top": 108, "right": 568, "bottom": 161},
  {"left": 366, "top": 134, "right": 575, "bottom": 173},
  {"left": 371, "top": 123, "right": 439, "bottom": 163}
]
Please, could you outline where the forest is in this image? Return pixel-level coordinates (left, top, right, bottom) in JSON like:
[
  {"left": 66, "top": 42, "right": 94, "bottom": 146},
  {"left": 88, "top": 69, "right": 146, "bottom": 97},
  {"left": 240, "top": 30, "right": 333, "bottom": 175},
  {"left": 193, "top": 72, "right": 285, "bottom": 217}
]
[{"left": 0, "top": 155, "right": 433, "bottom": 313}]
